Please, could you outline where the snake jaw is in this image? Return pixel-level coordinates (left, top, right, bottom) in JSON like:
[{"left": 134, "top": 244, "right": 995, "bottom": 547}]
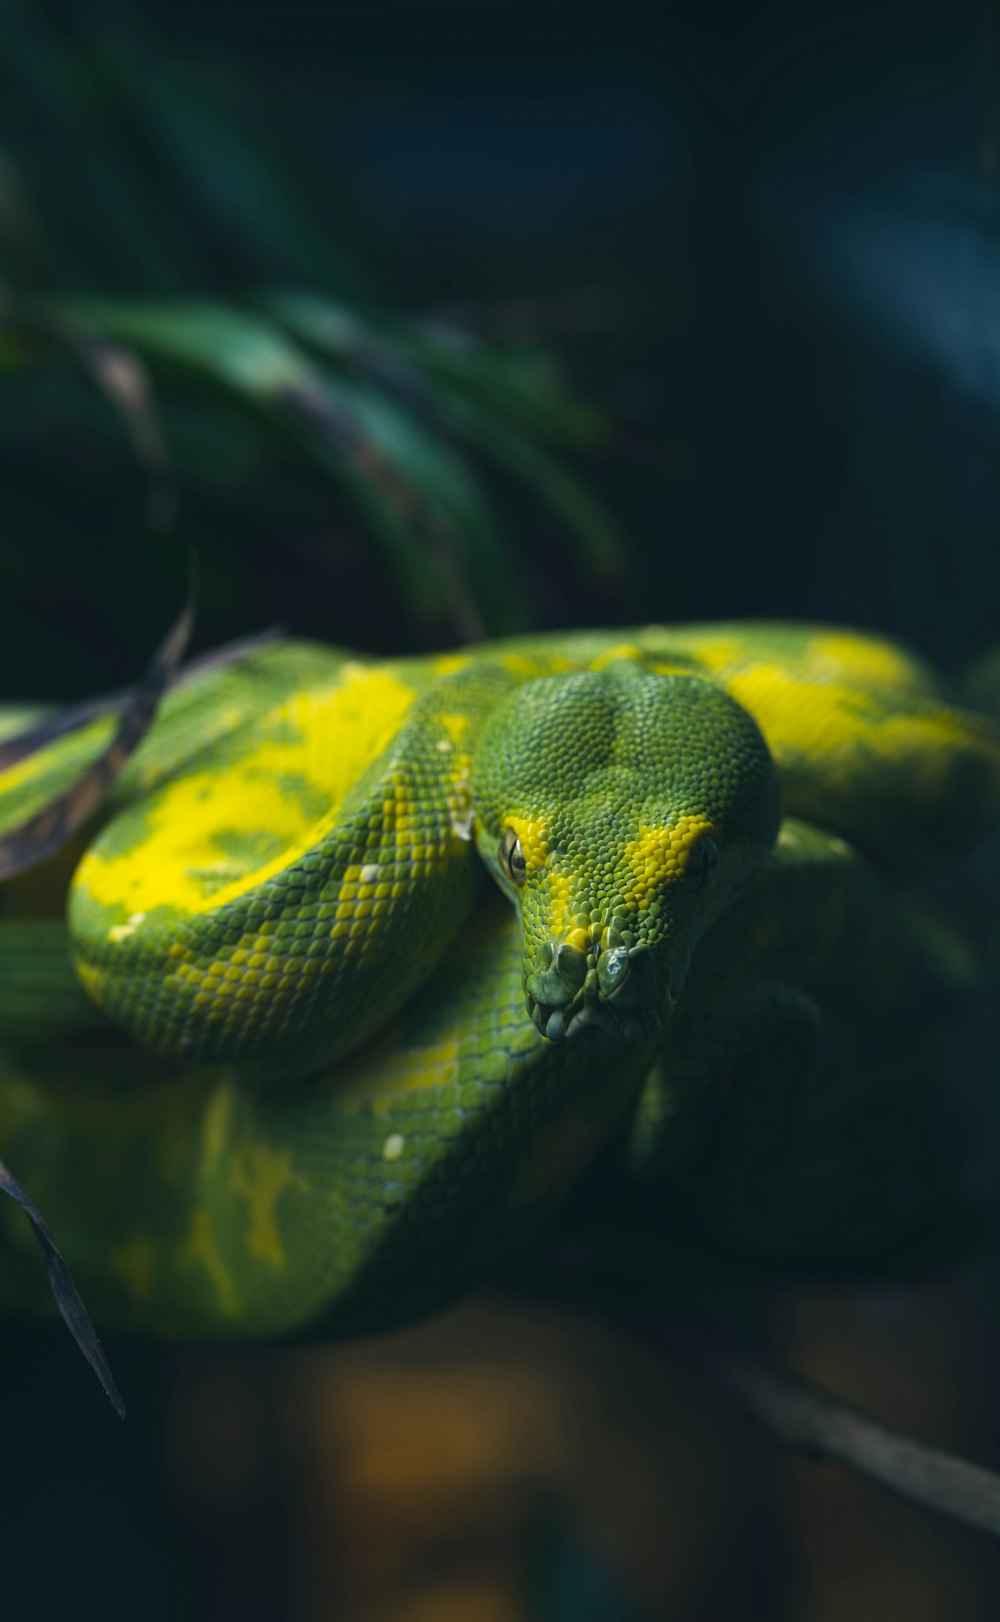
[{"left": 525, "top": 939, "right": 674, "bottom": 1044}]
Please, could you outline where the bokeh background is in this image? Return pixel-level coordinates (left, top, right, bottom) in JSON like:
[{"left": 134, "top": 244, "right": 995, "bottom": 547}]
[{"left": 4, "top": 1, "right": 1000, "bottom": 1617}]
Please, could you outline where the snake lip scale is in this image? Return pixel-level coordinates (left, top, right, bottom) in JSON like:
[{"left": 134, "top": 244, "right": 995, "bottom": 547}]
[
  {"left": 525, "top": 981, "right": 670, "bottom": 1044},
  {"left": 525, "top": 934, "right": 673, "bottom": 1042}
]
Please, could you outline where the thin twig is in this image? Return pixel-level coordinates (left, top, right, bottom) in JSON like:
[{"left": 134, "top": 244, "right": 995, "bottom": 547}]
[
  {"left": 666, "top": 1327, "right": 1000, "bottom": 1539},
  {"left": 0, "top": 624, "right": 286, "bottom": 774},
  {"left": 0, "top": 588, "right": 194, "bottom": 878},
  {"left": 73, "top": 332, "right": 178, "bottom": 534},
  {"left": 516, "top": 1240, "right": 1000, "bottom": 1541}
]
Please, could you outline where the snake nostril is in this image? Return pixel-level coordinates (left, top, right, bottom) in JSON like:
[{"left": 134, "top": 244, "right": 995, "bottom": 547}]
[{"left": 596, "top": 946, "right": 630, "bottom": 998}]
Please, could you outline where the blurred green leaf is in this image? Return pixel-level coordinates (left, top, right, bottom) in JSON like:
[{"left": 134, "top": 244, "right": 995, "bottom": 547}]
[
  {"left": 0, "top": 5, "right": 623, "bottom": 655},
  {"left": 25, "top": 296, "right": 523, "bottom": 634},
  {"left": 268, "top": 291, "right": 625, "bottom": 580},
  {"left": 1, "top": 3, "right": 193, "bottom": 291},
  {"left": 96, "top": 30, "right": 385, "bottom": 300},
  {"left": 313, "top": 370, "right": 524, "bottom": 635},
  {"left": 263, "top": 290, "right": 606, "bottom": 442}
]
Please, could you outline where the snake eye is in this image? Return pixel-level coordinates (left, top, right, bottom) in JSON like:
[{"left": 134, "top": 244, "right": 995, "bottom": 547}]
[
  {"left": 500, "top": 828, "right": 527, "bottom": 886},
  {"left": 684, "top": 835, "right": 720, "bottom": 893}
]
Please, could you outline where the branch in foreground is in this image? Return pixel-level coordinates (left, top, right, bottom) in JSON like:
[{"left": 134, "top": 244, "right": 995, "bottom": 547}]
[
  {"left": 665, "top": 1327, "right": 1000, "bottom": 1539},
  {"left": 0, "top": 1156, "right": 124, "bottom": 1418},
  {"left": 0, "top": 588, "right": 194, "bottom": 879}
]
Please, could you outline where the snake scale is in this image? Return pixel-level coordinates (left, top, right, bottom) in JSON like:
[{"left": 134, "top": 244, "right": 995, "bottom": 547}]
[{"left": 0, "top": 622, "right": 997, "bottom": 1352}]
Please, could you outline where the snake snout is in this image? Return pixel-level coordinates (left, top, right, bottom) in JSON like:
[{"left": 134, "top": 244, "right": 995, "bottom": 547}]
[{"left": 525, "top": 938, "right": 672, "bottom": 1044}]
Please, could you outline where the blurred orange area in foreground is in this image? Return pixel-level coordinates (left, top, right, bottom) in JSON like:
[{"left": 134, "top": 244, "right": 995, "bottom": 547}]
[{"left": 162, "top": 1277, "right": 1000, "bottom": 1621}]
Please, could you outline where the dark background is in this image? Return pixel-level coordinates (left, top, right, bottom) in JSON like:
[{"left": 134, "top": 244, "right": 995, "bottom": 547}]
[
  {"left": 3, "top": 0, "right": 1000, "bottom": 690},
  {"left": 3, "top": 2, "right": 1000, "bottom": 1618}
]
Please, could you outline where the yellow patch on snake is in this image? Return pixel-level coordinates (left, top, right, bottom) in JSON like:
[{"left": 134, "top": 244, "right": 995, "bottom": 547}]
[
  {"left": 726, "top": 665, "right": 995, "bottom": 800},
  {"left": 431, "top": 653, "right": 471, "bottom": 677},
  {"left": 670, "top": 627, "right": 925, "bottom": 691},
  {"left": 505, "top": 815, "right": 550, "bottom": 872},
  {"left": 805, "top": 631, "right": 928, "bottom": 691},
  {"left": 623, "top": 816, "right": 715, "bottom": 910},
  {"left": 647, "top": 658, "right": 707, "bottom": 679},
  {"left": 178, "top": 1207, "right": 238, "bottom": 1316},
  {"left": 229, "top": 1142, "right": 307, "bottom": 1266},
  {"left": 0, "top": 750, "right": 64, "bottom": 799},
  {"left": 75, "top": 959, "right": 103, "bottom": 1000},
  {"left": 201, "top": 1079, "right": 237, "bottom": 1166},
  {"left": 590, "top": 645, "right": 696, "bottom": 679},
  {"left": 668, "top": 633, "right": 749, "bottom": 673},
  {"left": 380, "top": 776, "right": 448, "bottom": 872},
  {"left": 438, "top": 711, "right": 471, "bottom": 748},
  {"left": 340, "top": 1034, "right": 462, "bottom": 1109},
  {"left": 547, "top": 868, "right": 575, "bottom": 933},
  {"left": 0, "top": 720, "right": 113, "bottom": 797},
  {"left": 726, "top": 664, "right": 853, "bottom": 763},
  {"left": 590, "top": 643, "right": 645, "bottom": 670},
  {"left": 76, "top": 666, "right": 416, "bottom": 923},
  {"left": 501, "top": 651, "right": 574, "bottom": 680}
]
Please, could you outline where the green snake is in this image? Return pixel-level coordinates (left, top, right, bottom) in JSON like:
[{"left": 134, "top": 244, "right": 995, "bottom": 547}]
[{"left": 0, "top": 623, "right": 997, "bottom": 1361}]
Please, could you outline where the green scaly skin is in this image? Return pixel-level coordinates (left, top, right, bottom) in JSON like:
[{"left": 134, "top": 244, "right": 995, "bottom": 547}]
[{"left": 0, "top": 623, "right": 997, "bottom": 1337}]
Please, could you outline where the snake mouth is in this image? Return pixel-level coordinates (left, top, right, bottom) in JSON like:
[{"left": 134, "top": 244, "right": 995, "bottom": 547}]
[
  {"left": 526, "top": 995, "right": 667, "bottom": 1043},
  {"left": 524, "top": 939, "right": 674, "bottom": 1044}
]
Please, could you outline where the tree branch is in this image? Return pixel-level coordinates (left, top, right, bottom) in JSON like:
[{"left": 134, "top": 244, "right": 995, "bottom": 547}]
[
  {"left": 0, "top": 588, "right": 195, "bottom": 879},
  {"left": 665, "top": 1326, "right": 1000, "bottom": 1539},
  {"left": 513, "top": 1240, "right": 1000, "bottom": 1541},
  {"left": 0, "top": 1156, "right": 124, "bottom": 1418}
]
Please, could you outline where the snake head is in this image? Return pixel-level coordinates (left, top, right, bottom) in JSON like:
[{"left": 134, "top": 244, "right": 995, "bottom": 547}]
[{"left": 470, "top": 666, "right": 780, "bottom": 1043}]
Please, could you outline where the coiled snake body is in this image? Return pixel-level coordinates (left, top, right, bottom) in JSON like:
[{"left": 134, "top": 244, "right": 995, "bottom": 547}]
[{"left": 0, "top": 623, "right": 997, "bottom": 1342}]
